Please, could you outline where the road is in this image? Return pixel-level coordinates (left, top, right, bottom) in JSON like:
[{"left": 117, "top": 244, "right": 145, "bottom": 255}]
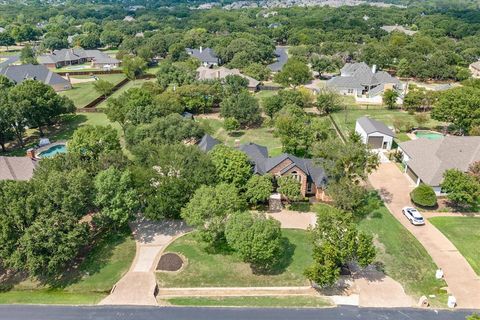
[{"left": 0, "top": 305, "right": 476, "bottom": 320}]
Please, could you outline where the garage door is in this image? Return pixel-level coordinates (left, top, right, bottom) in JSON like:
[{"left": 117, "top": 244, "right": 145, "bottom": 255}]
[
  {"left": 406, "top": 166, "right": 418, "bottom": 183},
  {"left": 367, "top": 136, "right": 383, "bottom": 149}
]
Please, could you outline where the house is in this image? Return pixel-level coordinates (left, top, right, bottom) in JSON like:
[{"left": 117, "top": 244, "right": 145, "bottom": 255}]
[
  {"left": 123, "top": 15, "right": 135, "bottom": 22},
  {"left": 38, "top": 48, "right": 120, "bottom": 69},
  {"left": 0, "top": 64, "right": 72, "bottom": 91},
  {"left": 399, "top": 136, "right": 480, "bottom": 195},
  {"left": 469, "top": 61, "right": 480, "bottom": 78},
  {"left": 326, "top": 62, "right": 403, "bottom": 104},
  {"left": 267, "top": 46, "right": 288, "bottom": 72},
  {"left": 186, "top": 47, "right": 219, "bottom": 67},
  {"left": 381, "top": 25, "right": 417, "bottom": 36},
  {"left": 355, "top": 117, "right": 395, "bottom": 150},
  {"left": 239, "top": 142, "right": 329, "bottom": 200},
  {"left": 0, "top": 156, "right": 37, "bottom": 181},
  {"left": 196, "top": 66, "right": 260, "bottom": 91},
  {"left": 197, "top": 134, "right": 221, "bottom": 152}
]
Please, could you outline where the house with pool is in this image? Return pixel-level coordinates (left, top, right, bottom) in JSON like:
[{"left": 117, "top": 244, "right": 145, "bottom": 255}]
[{"left": 398, "top": 136, "right": 480, "bottom": 195}]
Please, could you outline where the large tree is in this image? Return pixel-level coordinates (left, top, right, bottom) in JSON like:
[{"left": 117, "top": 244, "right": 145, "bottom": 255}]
[
  {"left": 441, "top": 169, "right": 480, "bottom": 208},
  {"left": 245, "top": 174, "right": 274, "bottom": 205},
  {"left": 210, "top": 144, "right": 253, "bottom": 189},
  {"left": 316, "top": 89, "right": 343, "bottom": 115},
  {"left": 122, "top": 56, "right": 147, "bottom": 80},
  {"left": 274, "top": 58, "right": 311, "bottom": 88},
  {"left": 220, "top": 91, "right": 262, "bottom": 128},
  {"left": 68, "top": 125, "right": 121, "bottom": 160}
]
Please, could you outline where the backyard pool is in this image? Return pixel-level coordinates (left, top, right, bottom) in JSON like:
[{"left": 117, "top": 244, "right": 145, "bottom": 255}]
[
  {"left": 38, "top": 144, "right": 67, "bottom": 158},
  {"left": 414, "top": 130, "right": 444, "bottom": 140}
]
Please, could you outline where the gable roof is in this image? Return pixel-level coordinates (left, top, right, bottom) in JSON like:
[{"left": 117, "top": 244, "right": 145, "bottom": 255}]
[
  {"left": 38, "top": 48, "right": 119, "bottom": 65},
  {"left": 0, "top": 156, "right": 37, "bottom": 181},
  {"left": 197, "top": 134, "right": 221, "bottom": 152},
  {"left": 0, "top": 64, "right": 70, "bottom": 87},
  {"left": 381, "top": 25, "right": 417, "bottom": 36},
  {"left": 196, "top": 66, "right": 260, "bottom": 88},
  {"left": 186, "top": 47, "right": 219, "bottom": 65},
  {"left": 399, "top": 136, "right": 480, "bottom": 186},
  {"left": 357, "top": 117, "right": 395, "bottom": 137},
  {"left": 470, "top": 61, "right": 480, "bottom": 71}
]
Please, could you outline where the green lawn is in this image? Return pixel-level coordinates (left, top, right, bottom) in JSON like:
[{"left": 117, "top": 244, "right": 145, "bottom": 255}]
[
  {"left": 429, "top": 217, "right": 480, "bottom": 275},
  {"left": 0, "top": 229, "right": 136, "bottom": 305},
  {"left": 331, "top": 107, "right": 443, "bottom": 137},
  {"left": 97, "top": 78, "right": 156, "bottom": 109},
  {"left": 355, "top": 196, "right": 448, "bottom": 306},
  {"left": 59, "top": 74, "right": 126, "bottom": 108},
  {"left": 166, "top": 296, "right": 332, "bottom": 308},
  {"left": 156, "top": 229, "right": 312, "bottom": 287},
  {"left": 198, "top": 118, "right": 284, "bottom": 156}
]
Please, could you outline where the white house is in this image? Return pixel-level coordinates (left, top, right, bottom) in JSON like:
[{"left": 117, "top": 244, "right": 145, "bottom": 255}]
[{"left": 355, "top": 117, "right": 395, "bottom": 150}]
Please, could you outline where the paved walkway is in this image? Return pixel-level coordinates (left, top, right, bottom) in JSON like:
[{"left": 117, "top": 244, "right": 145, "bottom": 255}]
[
  {"left": 369, "top": 163, "right": 480, "bottom": 309},
  {"left": 99, "top": 218, "right": 189, "bottom": 306},
  {"left": 268, "top": 210, "right": 414, "bottom": 308}
]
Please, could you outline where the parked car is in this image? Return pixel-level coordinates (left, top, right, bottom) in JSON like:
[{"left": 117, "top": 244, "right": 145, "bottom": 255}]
[{"left": 402, "top": 207, "right": 425, "bottom": 225}]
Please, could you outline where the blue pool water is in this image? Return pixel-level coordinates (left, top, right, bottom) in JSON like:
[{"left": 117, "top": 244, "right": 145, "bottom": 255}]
[{"left": 38, "top": 144, "right": 67, "bottom": 158}]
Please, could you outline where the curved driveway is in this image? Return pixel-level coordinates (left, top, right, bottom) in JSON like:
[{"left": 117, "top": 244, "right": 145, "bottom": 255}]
[{"left": 369, "top": 163, "right": 480, "bottom": 308}]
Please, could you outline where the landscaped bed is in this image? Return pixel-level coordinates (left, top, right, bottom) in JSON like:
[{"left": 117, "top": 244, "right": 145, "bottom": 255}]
[
  {"left": 157, "top": 253, "right": 184, "bottom": 272},
  {"left": 355, "top": 196, "right": 448, "bottom": 306},
  {"left": 429, "top": 217, "right": 480, "bottom": 275},
  {"left": 156, "top": 229, "right": 312, "bottom": 287},
  {"left": 164, "top": 296, "right": 332, "bottom": 308}
]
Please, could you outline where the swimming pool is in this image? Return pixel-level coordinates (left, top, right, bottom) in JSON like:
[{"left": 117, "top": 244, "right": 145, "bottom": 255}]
[
  {"left": 38, "top": 144, "right": 67, "bottom": 158},
  {"left": 414, "top": 130, "right": 444, "bottom": 140}
]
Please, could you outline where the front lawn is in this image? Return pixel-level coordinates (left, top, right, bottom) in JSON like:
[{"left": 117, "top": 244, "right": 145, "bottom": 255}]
[
  {"left": 0, "top": 229, "right": 135, "bottom": 305},
  {"left": 156, "top": 229, "right": 312, "bottom": 287},
  {"left": 165, "top": 296, "right": 332, "bottom": 308},
  {"left": 429, "top": 217, "right": 480, "bottom": 275},
  {"left": 59, "top": 74, "right": 126, "bottom": 108},
  {"left": 355, "top": 196, "right": 448, "bottom": 306}
]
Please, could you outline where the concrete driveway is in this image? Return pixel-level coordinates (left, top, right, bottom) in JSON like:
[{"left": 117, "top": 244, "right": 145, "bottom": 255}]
[{"left": 369, "top": 163, "right": 480, "bottom": 308}]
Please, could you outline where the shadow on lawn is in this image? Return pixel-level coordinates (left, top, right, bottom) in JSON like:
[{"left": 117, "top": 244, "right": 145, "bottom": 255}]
[{"left": 251, "top": 237, "right": 295, "bottom": 276}]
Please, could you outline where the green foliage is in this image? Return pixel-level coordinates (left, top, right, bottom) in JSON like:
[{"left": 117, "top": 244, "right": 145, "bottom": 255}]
[
  {"left": 243, "top": 63, "right": 270, "bottom": 81},
  {"left": 441, "top": 169, "right": 480, "bottom": 208},
  {"left": 244, "top": 174, "right": 274, "bottom": 205},
  {"left": 156, "top": 60, "right": 195, "bottom": 90},
  {"left": 327, "top": 177, "right": 368, "bottom": 212},
  {"left": 467, "top": 314, "right": 480, "bottom": 320},
  {"left": 122, "top": 56, "right": 147, "bottom": 80},
  {"left": 304, "top": 205, "right": 375, "bottom": 287},
  {"left": 176, "top": 82, "right": 222, "bottom": 114},
  {"left": 20, "top": 45, "right": 37, "bottom": 64},
  {"left": 274, "top": 58, "right": 311, "bottom": 88},
  {"left": 383, "top": 89, "right": 399, "bottom": 109},
  {"left": 220, "top": 91, "right": 262, "bottom": 128},
  {"left": 134, "top": 143, "right": 217, "bottom": 220},
  {"left": 262, "top": 95, "right": 284, "bottom": 119},
  {"left": 0, "top": 32, "right": 15, "bottom": 49},
  {"left": 410, "top": 184, "right": 437, "bottom": 207},
  {"left": 223, "top": 117, "right": 240, "bottom": 133},
  {"left": 277, "top": 176, "right": 303, "bottom": 202},
  {"left": 93, "top": 79, "right": 115, "bottom": 98},
  {"left": 225, "top": 212, "right": 283, "bottom": 273},
  {"left": 316, "top": 89, "right": 343, "bottom": 114},
  {"left": 68, "top": 125, "right": 121, "bottom": 160},
  {"left": 94, "top": 167, "right": 139, "bottom": 229},
  {"left": 210, "top": 144, "right": 253, "bottom": 189},
  {"left": 181, "top": 183, "right": 246, "bottom": 248}
]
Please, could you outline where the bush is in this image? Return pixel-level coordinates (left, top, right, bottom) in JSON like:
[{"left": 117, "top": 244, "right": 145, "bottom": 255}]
[{"left": 410, "top": 184, "right": 437, "bottom": 207}]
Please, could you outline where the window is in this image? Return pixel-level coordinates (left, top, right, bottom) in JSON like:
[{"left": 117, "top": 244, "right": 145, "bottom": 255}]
[
  {"left": 307, "top": 182, "right": 313, "bottom": 193},
  {"left": 347, "top": 89, "right": 354, "bottom": 94},
  {"left": 291, "top": 171, "right": 301, "bottom": 183}
]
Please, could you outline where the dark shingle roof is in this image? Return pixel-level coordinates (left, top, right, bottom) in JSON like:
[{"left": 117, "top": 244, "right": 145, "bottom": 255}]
[
  {"left": 198, "top": 134, "right": 221, "bottom": 152},
  {"left": 357, "top": 116, "right": 395, "bottom": 137},
  {"left": 0, "top": 64, "right": 70, "bottom": 87},
  {"left": 186, "top": 47, "right": 219, "bottom": 65}
]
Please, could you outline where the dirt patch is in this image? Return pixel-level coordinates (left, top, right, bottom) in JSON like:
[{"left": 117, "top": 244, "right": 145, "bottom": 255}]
[{"left": 156, "top": 253, "right": 184, "bottom": 272}]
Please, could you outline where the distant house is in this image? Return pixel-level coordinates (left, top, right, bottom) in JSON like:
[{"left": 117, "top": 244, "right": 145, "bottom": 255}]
[
  {"left": 326, "top": 62, "right": 403, "bottom": 104},
  {"left": 123, "top": 15, "right": 135, "bottom": 22},
  {"left": 355, "top": 117, "right": 395, "bottom": 150},
  {"left": 399, "top": 136, "right": 480, "bottom": 195},
  {"left": 38, "top": 48, "right": 120, "bottom": 69},
  {"left": 196, "top": 66, "right": 260, "bottom": 91},
  {"left": 186, "top": 47, "right": 220, "bottom": 67},
  {"left": 381, "top": 25, "right": 417, "bottom": 36},
  {"left": 469, "top": 61, "right": 480, "bottom": 78},
  {"left": 0, "top": 156, "right": 37, "bottom": 181},
  {"left": 0, "top": 64, "right": 72, "bottom": 91},
  {"left": 197, "top": 134, "right": 221, "bottom": 152}
]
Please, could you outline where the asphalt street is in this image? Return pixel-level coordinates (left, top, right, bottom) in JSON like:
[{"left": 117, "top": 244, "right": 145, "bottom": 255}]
[{"left": 0, "top": 305, "right": 477, "bottom": 320}]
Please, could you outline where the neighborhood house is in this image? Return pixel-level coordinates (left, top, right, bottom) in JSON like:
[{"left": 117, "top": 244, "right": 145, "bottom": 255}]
[
  {"left": 355, "top": 117, "right": 395, "bottom": 150},
  {"left": 38, "top": 48, "right": 121, "bottom": 69},
  {"left": 326, "top": 62, "right": 403, "bottom": 104},
  {"left": 196, "top": 66, "right": 260, "bottom": 91},
  {"left": 381, "top": 25, "right": 417, "bottom": 36},
  {"left": 0, "top": 64, "right": 72, "bottom": 91},
  {"left": 186, "top": 47, "right": 220, "bottom": 67},
  {"left": 399, "top": 136, "right": 480, "bottom": 195},
  {"left": 0, "top": 156, "right": 37, "bottom": 181}
]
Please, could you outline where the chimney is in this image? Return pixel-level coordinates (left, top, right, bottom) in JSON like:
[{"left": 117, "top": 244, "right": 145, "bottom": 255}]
[
  {"left": 199, "top": 46, "right": 203, "bottom": 53},
  {"left": 26, "top": 148, "right": 36, "bottom": 159},
  {"left": 372, "top": 64, "right": 377, "bottom": 74}
]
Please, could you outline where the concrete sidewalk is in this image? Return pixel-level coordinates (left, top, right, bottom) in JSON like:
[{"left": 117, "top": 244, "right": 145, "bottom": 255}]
[{"left": 369, "top": 163, "right": 480, "bottom": 309}]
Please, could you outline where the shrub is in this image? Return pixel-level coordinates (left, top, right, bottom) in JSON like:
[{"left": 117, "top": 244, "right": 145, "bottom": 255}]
[{"left": 410, "top": 184, "right": 437, "bottom": 207}]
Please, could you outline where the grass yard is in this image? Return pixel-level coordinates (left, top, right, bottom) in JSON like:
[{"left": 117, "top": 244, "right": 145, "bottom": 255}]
[
  {"left": 156, "top": 229, "right": 312, "bottom": 287},
  {"left": 165, "top": 296, "right": 332, "bottom": 308},
  {"left": 429, "top": 217, "right": 480, "bottom": 275},
  {"left": 355, "top": 196, "right": 448, "bottom": 306},
  {"left": 59, "top": 74, "right": 126, "bottom": 108},
  {"left": 97, "top": 78, "right": 156, "bottom": 109},
  {"left": 331, "top": 107, "right": 443, "bottom": 138},
  {"left": 0, "top": 229, "right": 135, "bottom": 305},
  {"left": 198, "top": 118, "right": 284, "bottom": 156}
]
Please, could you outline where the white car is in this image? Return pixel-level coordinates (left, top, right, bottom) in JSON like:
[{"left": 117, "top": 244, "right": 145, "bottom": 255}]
[{"left": 402, "top": 207, "right": 425, "bottom": 225}]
